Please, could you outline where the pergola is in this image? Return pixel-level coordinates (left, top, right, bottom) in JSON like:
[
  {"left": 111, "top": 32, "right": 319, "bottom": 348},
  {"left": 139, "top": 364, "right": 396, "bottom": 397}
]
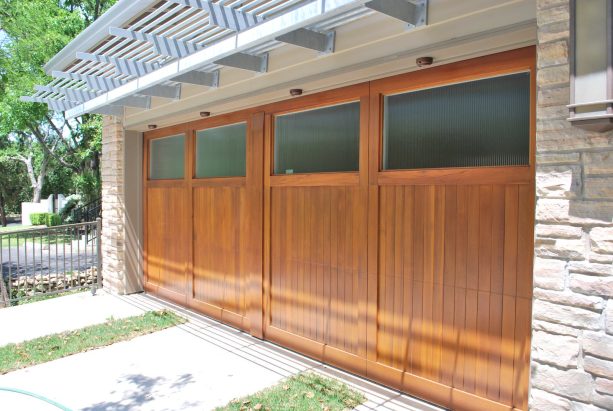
[{"left": 22, "top": 0, "right": 427, "bottom": 118}]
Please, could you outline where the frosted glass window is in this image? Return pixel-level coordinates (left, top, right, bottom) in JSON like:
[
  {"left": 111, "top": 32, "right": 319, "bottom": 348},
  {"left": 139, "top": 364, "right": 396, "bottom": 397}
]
[
  {"left": 383, "top": 73, "right": 530, "bottom": 170},
  {"left": 149, "top": 134, "right": 185, "bottom": 180},
  {"left": 575, "top": 0, "right": 608, "bottom": 104},
  {"left": 274, "top": 102, "right": 360, "bottom": 174},
  {"left": 196, "top": 123, "right": 246, "bottom": 178}
]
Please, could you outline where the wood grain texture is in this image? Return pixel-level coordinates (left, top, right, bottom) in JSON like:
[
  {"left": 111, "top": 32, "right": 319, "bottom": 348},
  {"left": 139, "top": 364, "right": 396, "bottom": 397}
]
[
  {"left": 375, "top": 183, "right": 532, "bottom": 407},
  {"left": 269, "top": 186, "right": 367, "bottom": 355},
  {"left": 141, "top": 47, "right": 536, "bottom": 411}
]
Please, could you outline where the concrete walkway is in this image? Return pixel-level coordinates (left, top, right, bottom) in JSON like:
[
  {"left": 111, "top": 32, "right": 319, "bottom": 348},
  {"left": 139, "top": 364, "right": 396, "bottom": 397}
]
[{"left": 0, "top": 292, "right": 443, "bottom": 411}]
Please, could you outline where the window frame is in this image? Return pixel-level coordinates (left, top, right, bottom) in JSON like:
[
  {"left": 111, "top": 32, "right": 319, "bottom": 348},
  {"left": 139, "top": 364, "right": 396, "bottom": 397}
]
[
  {"left": 369, "top": 47, "right": 536, "bottom": 186},
  {"left": 194, "top": 120, "right": 248, "bottom": 179},
  {"left": 568, "top": 0, "right": 613, "bottom": 131},
  {"left": 380, "top": 71, "right": 532, "bottom": 172},
  {"left": 145, "top": 127, "right": 189, "bottom": 183},
  {"left": 262, "top": 83, "right": 370, "bottom": 188},
  {"left": 272, "top": 101, "right": 362, "bottom": 176}
]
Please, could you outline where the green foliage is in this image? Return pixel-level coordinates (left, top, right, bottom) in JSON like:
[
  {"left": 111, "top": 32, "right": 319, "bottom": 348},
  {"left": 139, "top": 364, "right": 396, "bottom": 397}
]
[
  {"left": 59, "top": 194, "right": 84, "bottom": 222},
  {"left": 29, "top": 212, "right": 49, "bottom": 225},
  {"left": 46, "top": 213, "right": 61, "bottom": 227},
  {"left": 0, "top": 0, "right": 115, "bottom": 210},
  {"left": 215, "top": 373, "right": 366, "bottom": 411}
]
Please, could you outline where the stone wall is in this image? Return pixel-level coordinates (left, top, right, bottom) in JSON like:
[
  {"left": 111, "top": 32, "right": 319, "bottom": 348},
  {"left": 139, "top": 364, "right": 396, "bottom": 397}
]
[
  {"left": 531, "top": 1, "right": 613, "bottom": 410},
  {"left": 101, "top": 116, "right": 127, "bottom": 294}
]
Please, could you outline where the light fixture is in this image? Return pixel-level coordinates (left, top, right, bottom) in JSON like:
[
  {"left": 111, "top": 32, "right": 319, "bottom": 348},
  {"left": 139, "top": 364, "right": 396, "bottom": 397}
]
[
  {"left": 416, "top": 56, "right": 434, "bottom": 67},
  {"left": 290, "top": 88, "right": 303, "bottom": 96},
  {"left": 568, "top": 0, "right": 613, "bottom": 131},
  {"left": 200, "top": 111, "right": 211, "bottom": 118},
  {"left": 148, "top": 124, "right": 157, "bottom": 130}
]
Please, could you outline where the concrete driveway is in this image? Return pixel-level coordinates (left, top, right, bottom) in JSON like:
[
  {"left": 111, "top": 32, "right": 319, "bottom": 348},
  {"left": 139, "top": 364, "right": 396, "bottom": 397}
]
[{"left": 0, "top": 292, "right": 442, "bottom": 411}]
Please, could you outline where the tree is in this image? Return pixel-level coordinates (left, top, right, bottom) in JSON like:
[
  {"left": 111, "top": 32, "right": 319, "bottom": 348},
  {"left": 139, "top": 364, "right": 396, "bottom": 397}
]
[{"left": 0, "top": 0, "right": 117, "bottom": 207}]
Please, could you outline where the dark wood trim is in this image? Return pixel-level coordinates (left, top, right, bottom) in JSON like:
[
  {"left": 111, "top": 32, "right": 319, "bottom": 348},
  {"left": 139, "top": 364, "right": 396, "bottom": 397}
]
[
  {"left": 269, "top": 173, "right": 359, "bottom": 187},
  {"left": 191, "top": 177, "right": 247, "bottom": 187},
  {"left": 377, "top": 167, "right": 532, "bottom": 186}
]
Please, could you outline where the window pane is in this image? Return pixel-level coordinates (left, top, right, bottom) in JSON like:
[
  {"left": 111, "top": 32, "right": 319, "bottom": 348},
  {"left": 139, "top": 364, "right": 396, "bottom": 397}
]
[
  {"left": 383, "top": 73, "right": 530, "bottom": 170},
  {"left": 196, "top": 123, "right": 247, "bottom": 178},
  {"left": 274, "top": 102, "right": 360, "bottom": 174},
  {"left": 149, "top": 134, "right": 185, "bottom": 179},
  {"left": 575, "top": 0, "right": 608, "bottom": 104}
]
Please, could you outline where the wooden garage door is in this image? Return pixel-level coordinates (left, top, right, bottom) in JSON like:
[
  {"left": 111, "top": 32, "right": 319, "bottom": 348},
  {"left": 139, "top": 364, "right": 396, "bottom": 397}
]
[
  {"left": 144, "top": 112, "right": 264, "bottom": 332},
  {"left": 144, "top": 47, "right": 536, "bottom": 411}
]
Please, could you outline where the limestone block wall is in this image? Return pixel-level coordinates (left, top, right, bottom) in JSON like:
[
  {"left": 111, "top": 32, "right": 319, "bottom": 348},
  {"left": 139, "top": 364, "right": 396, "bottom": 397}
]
[
  {"left": 531, "top": 1, "right": 613, "bottom": 410},
  {"left": 101, "top": 116, "right": 143, "bottom": 295}
]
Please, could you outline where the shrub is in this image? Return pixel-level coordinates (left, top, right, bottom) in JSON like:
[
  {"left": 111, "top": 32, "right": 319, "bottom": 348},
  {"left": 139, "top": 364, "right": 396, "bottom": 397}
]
[
  {"left": 59, "top": 194, "right": 84, "bottom": 223},
  {"left": 47, "top": 213, "right": 62, "bottom": 227},
  {"left": 30, "top": 213, "right": 49, "bottom": 226}
]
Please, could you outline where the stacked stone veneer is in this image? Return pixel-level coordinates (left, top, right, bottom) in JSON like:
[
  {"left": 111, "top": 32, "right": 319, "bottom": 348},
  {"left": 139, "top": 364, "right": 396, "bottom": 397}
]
[
  {"left": 531, "top": 1, "right": 613, "bottom": 410},
  {"left": 101, "top": 116, "right": 128, "bottom": 294}
]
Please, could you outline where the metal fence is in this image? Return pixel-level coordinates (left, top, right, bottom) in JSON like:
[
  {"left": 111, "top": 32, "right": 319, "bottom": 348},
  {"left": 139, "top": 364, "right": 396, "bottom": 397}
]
[{"left": 0, "top": 219, "right": 102, "bottom": 307}]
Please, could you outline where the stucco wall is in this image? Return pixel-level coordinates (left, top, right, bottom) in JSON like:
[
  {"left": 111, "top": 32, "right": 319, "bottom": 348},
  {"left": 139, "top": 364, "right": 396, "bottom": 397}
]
[{"left": 531, "top": 1, "right": 613, "bottom": 409}]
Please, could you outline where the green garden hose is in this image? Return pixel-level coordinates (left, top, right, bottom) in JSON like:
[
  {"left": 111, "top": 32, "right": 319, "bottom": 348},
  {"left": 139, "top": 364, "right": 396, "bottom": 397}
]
[{"left": 0, "top": 387, "right": 72, "bottom": 411}]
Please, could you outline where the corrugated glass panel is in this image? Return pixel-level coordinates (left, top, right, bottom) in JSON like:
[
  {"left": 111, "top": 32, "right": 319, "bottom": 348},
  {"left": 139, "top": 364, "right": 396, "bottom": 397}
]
[
  {"left": 274, "top": 102, "right": 360, "bottom": 174},
  {"left": 196, "top": 122, "right": 247, "bottom": 178},
  {"left": 149, "top": 134, "right": 185, "bottom": 180},
  {"left": 383, "top": 72, "right": 530, "bottom": 170}
]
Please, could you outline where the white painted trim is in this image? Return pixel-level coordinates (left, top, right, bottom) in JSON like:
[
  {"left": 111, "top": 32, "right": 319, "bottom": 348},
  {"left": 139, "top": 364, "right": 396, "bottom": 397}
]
[{"left": 66, "top": 0, "right": 366, "bottom": 119}]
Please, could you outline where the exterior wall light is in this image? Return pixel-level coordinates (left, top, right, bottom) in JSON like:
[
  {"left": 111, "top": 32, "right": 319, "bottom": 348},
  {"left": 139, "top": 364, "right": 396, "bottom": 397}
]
[
  {"left": 569, "top": 0, "right": 613, "bottom": 131},
  {"left": 200, "top": 111, "right": 211, "bottom": 118},
  {"left": 290, "top": 88, "right": 303, "bottom": 96},
  {"left": 416, "top": 56, "right": 434, "bottom": 67},
  {"left": 148, "top": 124, "right": 157, "bottom": 130}
]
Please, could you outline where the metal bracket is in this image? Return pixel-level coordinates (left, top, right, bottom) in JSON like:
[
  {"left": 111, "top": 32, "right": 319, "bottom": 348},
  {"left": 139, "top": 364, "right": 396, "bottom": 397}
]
[
  {"left": 276, "top": 28, "right": 336, "bottom": 54},
  {"left": 214, "top": 53, "right": 268, "bottom": 73},
  {"left": 365, "top": 0, "right": 428, "bottom": 28},
  {"left": 171, "top": 70, "right": 220, "bottom": 87}
]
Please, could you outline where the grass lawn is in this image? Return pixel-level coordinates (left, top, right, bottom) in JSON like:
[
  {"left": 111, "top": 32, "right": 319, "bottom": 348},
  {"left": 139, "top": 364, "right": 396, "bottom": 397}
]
[
  {"left": 0, "top": 310, "right": 185, "bottom": 374},
  {"left": 0, "top": 226, "right": 74, "bottom": 248},
  {"left": 215, "top": 373, "right": 366, "bottom": 411},
  {"left": 15, "top": 289, "right": 90, "bottom": 306}
]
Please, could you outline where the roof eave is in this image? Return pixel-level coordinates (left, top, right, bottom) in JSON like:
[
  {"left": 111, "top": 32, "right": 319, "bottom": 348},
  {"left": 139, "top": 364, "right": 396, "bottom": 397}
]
[{"left": 44, "top": 0, "right": 160, "bottom": 74}]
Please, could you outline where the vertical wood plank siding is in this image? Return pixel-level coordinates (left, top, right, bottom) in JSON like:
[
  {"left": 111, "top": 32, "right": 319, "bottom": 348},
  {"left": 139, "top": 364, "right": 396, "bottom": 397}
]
[{"left": 143, "top": 47, "right": 536, "bottom": 411}]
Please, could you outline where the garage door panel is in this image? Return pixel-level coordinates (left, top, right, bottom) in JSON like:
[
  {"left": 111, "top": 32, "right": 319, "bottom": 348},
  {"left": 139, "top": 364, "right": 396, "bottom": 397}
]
[
  {"left": 270, "top": 185, "right": 366, "bottom": 355},
  {"left": 376, "top": 183, "right": 532, "bottom": 406},
  {"left": 193, "top": 186, "right": 246, "bottom": 317},
  {"left": 145, "top": 186, "right": 188, "bottom": 295}
]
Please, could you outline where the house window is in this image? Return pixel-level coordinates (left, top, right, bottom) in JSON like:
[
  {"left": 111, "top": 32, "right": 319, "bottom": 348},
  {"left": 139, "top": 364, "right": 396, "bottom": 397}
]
[
  {"left": 195, "top": 122, "right": 247, "bottom": 178},
  {"left": 569, "top": 0, "right": 613, "bottom": 131},
  {"left": 382, "top": 72, "right": 530, "bottom": 170},
  {"left": 274, "top": 102, "right": 360, "bottom": 174},
  {"left": 149, "top": 134, "right": 185, "bottom": 180}
]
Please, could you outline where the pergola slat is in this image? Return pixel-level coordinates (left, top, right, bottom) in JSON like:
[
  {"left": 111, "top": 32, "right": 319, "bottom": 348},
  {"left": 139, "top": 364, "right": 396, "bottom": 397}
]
[
  {"left": 35, "top": 85, "right": 100, "bottom": 102},
  {"left": 167, "top": 0, "right": 264, "bottom": 32},
  {"left": 52, "top": 71, "right": 125, "bottom": 92},
  {"left": 76, "top": 52, "right": 160, "bottom": 77},
  {"left": 21, "top": 96, "right": 78, "bottom": 111},
  {"left": 109, "top": 27, "right": 203, "bottom": 59}
]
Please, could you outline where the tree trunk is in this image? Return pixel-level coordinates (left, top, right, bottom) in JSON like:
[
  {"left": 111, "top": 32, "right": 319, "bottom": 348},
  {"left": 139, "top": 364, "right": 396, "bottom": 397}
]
[
  {"left": 0, "top": 191, "right": 7, "bottom": 227},
  {"left": 32, "top": 155, "right": 49, "bottom": 203}
]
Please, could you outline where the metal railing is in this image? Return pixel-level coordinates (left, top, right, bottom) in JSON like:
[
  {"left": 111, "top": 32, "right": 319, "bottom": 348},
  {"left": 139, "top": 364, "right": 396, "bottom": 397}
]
[
  {"left": 0, "top": 219, "right": 102, "bottom": 307},
  {"left": 69, "top": 198, "right": 102, "bottom": 224}
]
